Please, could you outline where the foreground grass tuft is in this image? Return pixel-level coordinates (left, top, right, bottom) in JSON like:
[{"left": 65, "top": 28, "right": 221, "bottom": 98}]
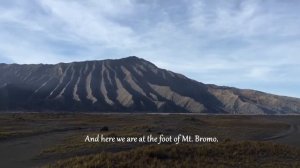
[{"left": 46, "top": 141, "right": 300, "bottom": 168}]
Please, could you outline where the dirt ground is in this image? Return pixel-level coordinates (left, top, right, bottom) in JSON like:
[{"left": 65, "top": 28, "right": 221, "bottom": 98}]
[{"left": 0, "top": 113, "right": 299, "bottom": 167}]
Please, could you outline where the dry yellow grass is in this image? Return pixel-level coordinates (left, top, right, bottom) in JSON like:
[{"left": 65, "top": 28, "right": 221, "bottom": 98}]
[{"left": 46, "top": 141, "right": 300, "bottom": 168}]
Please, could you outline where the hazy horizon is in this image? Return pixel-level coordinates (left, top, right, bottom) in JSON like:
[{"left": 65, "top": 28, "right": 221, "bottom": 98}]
[{"left": 0, "top": 0, "right": 299, "bottom": 97}]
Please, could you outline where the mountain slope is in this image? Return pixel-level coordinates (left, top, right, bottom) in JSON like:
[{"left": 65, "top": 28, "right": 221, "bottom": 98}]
[{"left": 0, "top": 56, "right": 299, "bottom": 114}]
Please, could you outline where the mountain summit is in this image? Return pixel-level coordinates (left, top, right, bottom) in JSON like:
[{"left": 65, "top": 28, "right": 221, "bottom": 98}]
[{"left": 0, "top": 56, "right": 299, "bottom": 114}]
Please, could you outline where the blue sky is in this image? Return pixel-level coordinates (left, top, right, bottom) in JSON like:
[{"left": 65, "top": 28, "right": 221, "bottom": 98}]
[{"left": 0, "top": 0, "right": 300, "bottom": 98}]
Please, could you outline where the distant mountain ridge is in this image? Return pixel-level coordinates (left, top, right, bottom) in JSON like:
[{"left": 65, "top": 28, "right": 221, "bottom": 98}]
[{"left": 0, "top": 56, "right": 299, "bottom": 114}]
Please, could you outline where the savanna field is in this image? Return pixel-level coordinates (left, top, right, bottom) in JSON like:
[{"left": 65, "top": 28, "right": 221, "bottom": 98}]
[{"left": 0, "top": 113, "right": 299, "bottom": 168}]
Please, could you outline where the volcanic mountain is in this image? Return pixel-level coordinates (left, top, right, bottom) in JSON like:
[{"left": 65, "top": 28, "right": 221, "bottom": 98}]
[{"left": 0, "top": 56, "right": 299, "bottom": 114}]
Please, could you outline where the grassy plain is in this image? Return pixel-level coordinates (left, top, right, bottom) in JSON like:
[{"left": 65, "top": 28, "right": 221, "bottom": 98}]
[{"left": 0, "top": 113, "right": 299, "bottom": 167}]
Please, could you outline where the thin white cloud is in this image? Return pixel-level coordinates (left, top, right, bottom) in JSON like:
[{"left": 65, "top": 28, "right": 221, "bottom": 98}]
[{"left": 40, "top": 0, "right": 136, "bottom": 47}]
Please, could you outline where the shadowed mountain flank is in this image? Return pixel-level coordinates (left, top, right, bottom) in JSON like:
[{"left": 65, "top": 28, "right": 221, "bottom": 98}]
[{"left": 0, "top": 56, "right": 299, "bottom": 114}]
